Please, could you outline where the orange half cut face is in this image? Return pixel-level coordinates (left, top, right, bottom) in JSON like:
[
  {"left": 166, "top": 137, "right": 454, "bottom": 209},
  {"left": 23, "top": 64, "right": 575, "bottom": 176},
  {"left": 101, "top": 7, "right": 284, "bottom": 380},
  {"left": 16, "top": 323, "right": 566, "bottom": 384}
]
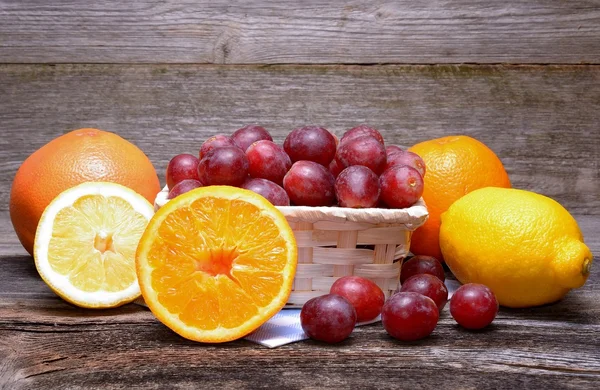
[{"left": 136, "top": 186, "right": 297, "bottom": 343}]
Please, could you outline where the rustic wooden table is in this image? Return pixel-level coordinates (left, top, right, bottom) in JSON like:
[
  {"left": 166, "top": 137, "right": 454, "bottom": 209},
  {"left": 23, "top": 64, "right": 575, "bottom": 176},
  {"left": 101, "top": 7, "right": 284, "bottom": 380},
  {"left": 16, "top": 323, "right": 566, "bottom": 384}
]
[
  {"left": 1, "top": 1, "right": 599, "bottom": 388},
  {"left": 1, "top": 216, "right": 599, "bottom": 388}
]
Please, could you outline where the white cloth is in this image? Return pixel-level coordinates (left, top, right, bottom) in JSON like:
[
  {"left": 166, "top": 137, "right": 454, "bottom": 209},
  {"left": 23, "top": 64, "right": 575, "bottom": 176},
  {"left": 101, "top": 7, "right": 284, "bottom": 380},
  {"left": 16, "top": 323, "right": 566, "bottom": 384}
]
[{"left": 244, "top": 309, "right": 308, "bottom": 347}]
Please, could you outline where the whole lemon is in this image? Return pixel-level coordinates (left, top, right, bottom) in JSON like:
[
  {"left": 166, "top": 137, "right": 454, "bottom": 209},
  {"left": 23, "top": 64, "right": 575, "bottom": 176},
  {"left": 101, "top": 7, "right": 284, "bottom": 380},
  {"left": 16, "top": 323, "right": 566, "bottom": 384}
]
[{"left": 439, "top": 187, "right": 593, "bottom": 308}]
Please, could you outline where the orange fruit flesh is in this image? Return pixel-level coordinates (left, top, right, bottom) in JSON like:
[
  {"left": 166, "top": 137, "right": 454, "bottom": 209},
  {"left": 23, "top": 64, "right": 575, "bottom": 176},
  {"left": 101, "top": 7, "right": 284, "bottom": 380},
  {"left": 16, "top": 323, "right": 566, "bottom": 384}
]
[{"left": 137, "top": 186, "right": 297, "bottom": 342}]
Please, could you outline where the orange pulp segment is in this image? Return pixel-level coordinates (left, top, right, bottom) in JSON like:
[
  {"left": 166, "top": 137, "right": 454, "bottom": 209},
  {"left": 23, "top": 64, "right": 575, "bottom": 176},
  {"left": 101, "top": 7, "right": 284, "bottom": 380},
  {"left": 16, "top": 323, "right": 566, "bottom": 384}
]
[{"left": 136, "top": 186, "right": 297, "bottom": 342}]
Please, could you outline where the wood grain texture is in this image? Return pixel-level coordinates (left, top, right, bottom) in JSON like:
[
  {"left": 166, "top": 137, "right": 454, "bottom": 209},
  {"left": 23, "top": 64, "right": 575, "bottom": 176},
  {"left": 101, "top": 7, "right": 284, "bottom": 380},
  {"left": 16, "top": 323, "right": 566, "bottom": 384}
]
[
  {"left": 1, "top": 0, "right": 599, "bottom": 64},
  {"left": 0, "top": 213, "right": 598, "bottom": 389},
  {"left": 1, "top": 64, "right": 598, "bottom": 215},
  {"left": 1, "top": 308, "right": 599, "bottom": 389}
]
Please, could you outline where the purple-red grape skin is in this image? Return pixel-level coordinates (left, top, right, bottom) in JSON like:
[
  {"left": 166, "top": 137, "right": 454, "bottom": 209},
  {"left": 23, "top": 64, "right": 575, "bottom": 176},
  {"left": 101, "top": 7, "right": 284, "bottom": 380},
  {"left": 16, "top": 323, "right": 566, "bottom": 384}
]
[
  {"left": 197, "top": 146, "right": 249, "bottom": 187},
  {"left": 450, "top": 284, "right": 499, "bottom": 330},
  {"left": 246, "top": 140, "right": 292, "bottom": 186},
  {"left": 334, "top": 166, "right": 380, "bottom": 208},
  {"left": 241, "top": 178, "right": 290, "bottom": 206},
  {"left": 379, "top": 165, "right": 424, "bottom": 208},
  {"left": 332, "top": 132, "right": 340, "bottom": 147},
  {"left": 283, "top": 126, "right": 337, "bottom": 167},
  {"left": 283, "top": 161, "right": 336, "bottom": 206},
  {"left": 399, "top": 274, "right": 448, "bottom": 312},
  {"left": 166, "top": 126, "right": 433, "bottom": 213},
  {"left": 329, "top": 158, "right": 345, "bottom": 179},
  {"left": 231, "top": 125, "right": 273, "bottom": 151},
  {"left": 166, "top": 154, "right": 201, "bottom": 189},
  {"left": 336, "top": 135, "right": 387, "bottom": 175},
  {"left": 167, "top": 179, "right": 203, "bottom": 199},
  {"left": 330, "top": 276, "right": 385, "bottom": 322},
  {"left": 381, "top": 292, "right": 439, "bottom": 341},
  {"left": 386, "top": 145, "right": 404, "bottom": 156},
  {"left": 340, "top": 125, "right": 385, "bottom": 146},
  {"left": 400, "top": 255, "right": 446, "bottom": 283},
  {"left": 385, "top": 150, "right": 427, "bottom": 178},
  {"left": 199, "top": 135, "right": 237, "bottom": 159},
  {"left": 300, "top": 294, "right": 357, "bottom": 343}
]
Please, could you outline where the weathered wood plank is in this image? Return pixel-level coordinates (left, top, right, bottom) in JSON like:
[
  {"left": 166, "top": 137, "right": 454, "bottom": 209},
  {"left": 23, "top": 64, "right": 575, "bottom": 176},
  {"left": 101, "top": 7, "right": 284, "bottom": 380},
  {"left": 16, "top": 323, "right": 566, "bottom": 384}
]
[
  {"left": 1, "top": 272, "right": 600, "bottom": 387},
  {"left": 0, "top": 212, "right": 23, "bottom": 257},
  {"left": 0, "top": 0, "right": 599, "bottom": 64},
  {"left": 0, "top": 213, "right": 599, "bottom": 389},
  {"left": 0, "top": 215, "right": 598, "bottom": 388},
  {"left": 1, "top": 315, "right": 599, "bottom": 389},
  {"left": 1, "top": 64, "right": 598, "bottom": 215}
]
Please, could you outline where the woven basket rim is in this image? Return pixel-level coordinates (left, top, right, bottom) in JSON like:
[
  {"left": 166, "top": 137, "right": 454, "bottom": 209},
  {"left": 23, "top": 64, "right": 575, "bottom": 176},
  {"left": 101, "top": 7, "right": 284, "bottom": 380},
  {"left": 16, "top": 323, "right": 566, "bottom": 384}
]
[
  {"left": 277, "top": 201, "right": 427, "bottom": 226},
  {"left": 155, "top": 185, "right": 428, "bottom": 228}
]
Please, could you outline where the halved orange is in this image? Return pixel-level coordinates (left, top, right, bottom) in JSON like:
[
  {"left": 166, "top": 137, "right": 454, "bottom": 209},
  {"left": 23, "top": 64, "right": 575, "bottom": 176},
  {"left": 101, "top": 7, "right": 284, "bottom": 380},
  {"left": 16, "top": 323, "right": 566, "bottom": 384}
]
[{"left": 136, "top": 186, "right": 297, "bottom": 343}]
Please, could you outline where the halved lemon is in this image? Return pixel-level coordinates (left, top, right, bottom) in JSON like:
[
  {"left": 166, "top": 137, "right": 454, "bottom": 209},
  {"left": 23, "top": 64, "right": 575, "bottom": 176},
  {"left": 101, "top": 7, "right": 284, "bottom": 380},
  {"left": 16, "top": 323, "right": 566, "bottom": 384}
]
[
  {"left": 34, "top": 182, "right": 154, "bottom": 308},
  {"left": 136, "top": 186, "right": 297, "bottom": 343}
]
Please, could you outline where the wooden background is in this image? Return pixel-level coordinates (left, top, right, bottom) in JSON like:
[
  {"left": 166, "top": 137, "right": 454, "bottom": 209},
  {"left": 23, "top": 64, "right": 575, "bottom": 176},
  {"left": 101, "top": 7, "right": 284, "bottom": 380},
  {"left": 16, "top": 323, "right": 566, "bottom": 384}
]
[
  {"left": 1, "top": 1, "right": 599, "bottom": 388},
  {"left": 1, "top": 64, "right": 599, "bottom": 216},
  {"left": 1, "top": 0, "right": 600, "bottom": 64},
  {"left": 0, "top": 1, "right": 598, "bottom": 217}
]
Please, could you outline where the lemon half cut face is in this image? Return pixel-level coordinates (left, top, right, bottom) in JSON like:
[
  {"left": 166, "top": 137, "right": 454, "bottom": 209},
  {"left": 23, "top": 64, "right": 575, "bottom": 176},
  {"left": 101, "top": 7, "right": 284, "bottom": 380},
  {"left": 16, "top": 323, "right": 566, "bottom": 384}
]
[{"left": 34, "top": 182, "right": 154, "bottom": 308}]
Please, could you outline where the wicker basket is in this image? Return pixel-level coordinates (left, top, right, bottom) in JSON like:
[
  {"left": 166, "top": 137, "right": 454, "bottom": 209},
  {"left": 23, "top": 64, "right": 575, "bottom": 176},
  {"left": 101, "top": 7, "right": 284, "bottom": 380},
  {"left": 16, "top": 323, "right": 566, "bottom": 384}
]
[{"left": 154, "top": 186, "right": 429, "bottom": 307}]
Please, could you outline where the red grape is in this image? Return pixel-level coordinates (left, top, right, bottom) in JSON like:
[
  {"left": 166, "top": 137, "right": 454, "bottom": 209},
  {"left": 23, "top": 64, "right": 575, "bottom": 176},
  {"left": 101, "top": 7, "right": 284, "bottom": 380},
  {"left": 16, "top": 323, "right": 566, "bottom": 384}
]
[
  {"left": 399, "top": 274, "right": 448, "bottom": 312},
  {"left": 199, "top": 134, "right": 237, "bottom": 159},
  {"left": 332, "top": 132, "right": 340, "bottom": 147},
  {"left": 167, "top": 179, "right": 203, "bottom": 199},
  {"left": 166, "top": 154, "right": 201, "bottom": 189},
  {"left": 283, "top": 161, "right": 336, "bottom": 206},
  {"left": 283, "top": 126, "right": 337, "bottom": 167},
  {"left": 379, "top": 165, "right": 424, "bottom": 208},
  {"left": 376, "top": 199, "right": 390, "bottom": 209},
  {"left": 241, "top": 178, "right": 290, "bottom": 206},
  {"left": 334, "top": 166, "right": 380, "bottom": 208},
  {"left": 400, "top": 255, "right": 446, "bottom": 283},
  {"left": 386, "top": 145, "right": 404, "bottom": 156},
  {"left": 381, "top": 292, "right": 439, "bottom": 341},
  {"left": 300, "top": 294, "right": 357, "bottom": 343},
  {"left": 330, "top": 276, "right": 385, "bottom": 322},
  {"left": 246, "top": 140, "right": 292, "bottom": 186},
  {"left": 231, "top": 125, "right": 272, "bottom": 151},
  {"left": 336, "top": 135, "right": 387, "bottom": 174},
  {"left": 450, "top": 283, "right": 499, "bottom": 330},
  {"left": 197, "top": 146, "right": 249, "bottom": 186},
  {"left": 329, "top": 158, "right": 345, "bottom": 178},
  {"left": 385, "top": 150, "right": 426, "bottom": 177},
  {"left": 340, "top": 125, "right": 385, "bottom": 146}
]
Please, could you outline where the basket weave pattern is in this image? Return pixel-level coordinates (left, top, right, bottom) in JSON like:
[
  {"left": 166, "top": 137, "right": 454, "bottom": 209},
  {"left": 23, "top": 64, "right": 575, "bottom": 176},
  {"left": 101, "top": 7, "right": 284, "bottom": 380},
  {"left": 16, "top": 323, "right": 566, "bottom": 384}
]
[
  {"left": 154, "top": 187, "right": 428, "bottom": 307},
  {"left": 278, "top": 203, "right": 428, "bottom": 306}
]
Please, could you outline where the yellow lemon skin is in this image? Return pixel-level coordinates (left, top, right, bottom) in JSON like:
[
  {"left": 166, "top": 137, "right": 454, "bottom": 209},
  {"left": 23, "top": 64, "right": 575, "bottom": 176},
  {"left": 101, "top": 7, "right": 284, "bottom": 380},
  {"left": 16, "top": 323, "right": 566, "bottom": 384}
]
[{"left": 440, "top": 187, "right": 593, "bottom": 308}]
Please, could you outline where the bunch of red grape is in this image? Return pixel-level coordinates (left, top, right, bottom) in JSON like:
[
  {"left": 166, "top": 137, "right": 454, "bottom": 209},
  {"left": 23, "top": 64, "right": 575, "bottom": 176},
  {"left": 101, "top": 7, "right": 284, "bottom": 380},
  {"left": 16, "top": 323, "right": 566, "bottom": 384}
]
[
  {"left": 300, "top": 256, "right": 499, "bottom": 344},
  {"left": 391, "top": 255, "right": 499, "bottom": 339},
  {"left": 165, "top": 124, "right": 426, "bottom": 209}
]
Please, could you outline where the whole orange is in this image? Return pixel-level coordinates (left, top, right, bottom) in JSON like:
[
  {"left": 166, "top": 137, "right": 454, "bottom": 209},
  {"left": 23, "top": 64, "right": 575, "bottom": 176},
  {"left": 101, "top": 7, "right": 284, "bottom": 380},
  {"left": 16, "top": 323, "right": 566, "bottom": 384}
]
[
  {"left": 10, "top": 128, "right": 161, "bottom": 256},
  {"left": 408, "top": 135, "right": 511, "bottom": 261}
]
